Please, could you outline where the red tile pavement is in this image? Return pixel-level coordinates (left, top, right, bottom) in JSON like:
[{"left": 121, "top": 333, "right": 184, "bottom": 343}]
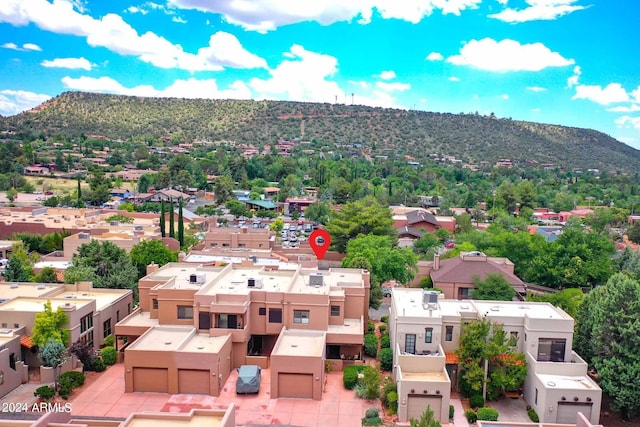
[{"left": 69, "top": 363, "right": 382, "bottom": 426}]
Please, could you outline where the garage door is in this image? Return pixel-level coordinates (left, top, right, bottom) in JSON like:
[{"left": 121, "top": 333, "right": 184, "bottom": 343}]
[
  {"left": 278, "top": 373, "right": 313, "bottom": 398},
  {"left": 407, "top": 395, "right": 442, "bottom": 422},
  {"left": 557, "top": 402, "right": 592, "bottom": 424},
  {"left": 133, "top": 368, "right": 168, "bottom": 393},
  {"left": 178, "top": 369, "right": 210, "bottom": 395}
]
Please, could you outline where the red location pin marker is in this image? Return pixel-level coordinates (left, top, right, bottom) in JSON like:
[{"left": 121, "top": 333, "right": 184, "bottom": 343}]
[{"left": 309, "top": 229, "right": 331, "bottom": 260}]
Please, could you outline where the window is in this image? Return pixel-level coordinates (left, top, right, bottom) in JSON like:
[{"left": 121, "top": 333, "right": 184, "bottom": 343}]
[
  {"left": 1, "top": 323, "right": 6, "bottom": 328},
  {"left": 509, "top": 331, "right": 518, "bottom": 346},
  {"left": 9, "top": 353, "right": 15, "bottom": 370},
  {"left": 458, "top": 287, "right": 472, "bottom": 299},
  {"left": 80, "top": 330, "right": 94, "bottom": 349},
  {"left": 222, "top": 243, "right": 230, "bottom": 247},
  {"left": 330, "top": 306, "right": 340, "bottom": 317},
  {"left": 258, "top": 307, "right": 266, "bottom": 316},
  {"left": 177, "top": 305, "right": 194, "bottom": 320},
  {"left": 424, "top": 328, "right": 433, "bottom": 343},
  {"left": 445, "top": 326, "right": 453, "bottom": 342},
  {"left": 199, "top": 312, "right": 211, "bottom": 330},
  {"left": 293, "top": 310, "right": 310, "bottom": 324},
  {"left": 535, "top": 388, "right": 538, "bottom": 405},
  {"left": 269, "top": 309, "right": 282, "bottom": 323},
  {"left": 405, "top": 334, "right": 416, "bottom": 354},
  {"left": 152, "top": 299, "right": 158, "bottom": 309},
  {"left": 103, "top": 319, "right": 112, "bottom": 338},
  {"left": 537, "top": 338, "right": 566, "bottom": 362},
  {"left": 210, "top": 243, "right": 218, "bottom": 247},
  {"left": 238, "top": 243, "right": 246, "bottom": 248},
  {"left": 13, "top": 323, "right": 19, "bottom": 329},
  {"left": 128, "top": 303, "right": 131, "bottom": 314},
  {"left": 80, "top": 313, "right": 93, "bottom": 333}
]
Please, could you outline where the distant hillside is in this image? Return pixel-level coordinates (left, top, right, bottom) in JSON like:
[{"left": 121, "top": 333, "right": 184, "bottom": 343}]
[{"left": 2, "top": 91, "right": 639, "bottom": 172}]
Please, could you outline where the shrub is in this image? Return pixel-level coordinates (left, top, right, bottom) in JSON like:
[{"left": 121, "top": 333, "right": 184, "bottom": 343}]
[
  {"left": 464, "top": 409, "right": 477, "bottom": 424},
  {"left": 368, "top": 320, "right": 376, "bottom": 333},
  {"left": 361, "top": 367, "right": 381, "bottom": 399},
  {"left": 381, "top": 315, "right": 389, "bottom": 324},
  {"left": 386, "top": 391, "right": 398, "bottom": 414},
  {"left": 343, "top": 365, "right": 363, "bottom": 389},
  {"left": 527, "top": 408, "right": 539, "bottom": 422},
  {"left": 449, "top": 404, "right": 455, "bottom": 420},
  {"left": 85, "top": 357, "right": 106, "bottom": 372},
  {"left": 58, "top": 384, "right": 72, "bottom": 399},
  {"left": 381, "top": 378, "right": 396, "bottom": 407},
  {"left": 103, "top": 335, "right": 115, "bottom": 347},
  {"left": 477, "top": 407, "right": 499, "bottom": 421},
  {"left": 59, "top": 371, "right": 85, "bottom": 389},
  {"left": 101, "top": 346, "right": 117, "bottom": 365},
  {"left": 469, "top": 394, "right": 485, "bottom": 409},
  {"left": 362, "top": 407, "right": 383, "bottom": 426},
  {"left": 380, "top": 333, "right": 390, "bottom": 349},
  {"left": 365, "top": 408, "right": 379, "bottom": 419},
  {"left": 34, "top": 385, "right": 55, "bottom": 400},
  {"left": 380, "top": 348, "right": 393, "bottom": 371},
  {"left": 364, "top": 333, "right": 379, "bottom": 358},
  {"left": 378, "top": 324, "right": 387, "bottom": 334}
]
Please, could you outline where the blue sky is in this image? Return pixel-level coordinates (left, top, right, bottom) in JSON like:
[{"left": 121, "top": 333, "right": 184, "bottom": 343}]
[{"left": 1, "top": 0, "right": 639, "bottom": 149}]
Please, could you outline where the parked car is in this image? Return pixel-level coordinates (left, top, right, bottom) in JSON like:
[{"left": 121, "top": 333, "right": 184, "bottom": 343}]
[
  {"left": 382, "top": 287, "right": 392, "bottom": 297},
  {"left": 444, "top": 241, "right": 455, "bottom": 249},
  {"left": 236, "top": 365, "right": 261, "bottom": 394}
]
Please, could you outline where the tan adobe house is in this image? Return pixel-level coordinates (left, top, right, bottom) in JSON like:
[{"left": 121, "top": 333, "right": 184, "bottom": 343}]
[
  {"left": 0, "top": 281, "right": 133, "bottom": 398},
  {"left": 0, "top": 406, "right": 236, "bottom": 427},
  {"left": 115, "top": 262, "right": 370, "bottom": 400},
  {"left": 201, "top": 226, "right": 275, "bottom": 250},
  {"left": 389, "top": 288, "right": 601, "bottom": 425},
  {"left": 430, "top": 251, "right": 525, "bottom": 299}
]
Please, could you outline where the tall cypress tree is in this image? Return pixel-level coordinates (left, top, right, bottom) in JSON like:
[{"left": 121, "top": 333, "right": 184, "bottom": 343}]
[
  {"left": 178, "top": 198, "right": 184, "bottom": 247},
  {"left": 169, "top": 197, "right": 175, "bottom": 238},
  {"left": 159, "top": 200, "right": 166, "bottom": 237},
  {"left": 76, "top": 176, "right": 82, "bottom": 207}
]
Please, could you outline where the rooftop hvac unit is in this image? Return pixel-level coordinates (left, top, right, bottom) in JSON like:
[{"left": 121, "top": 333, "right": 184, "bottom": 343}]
[
  {"left": 37, "top": 284, "right": 46, "bottom": 290},
  {"left": 422, "top": 291, "right": 438, "bottom": 304},
  {"left": 309, "top": 273, "right": 324, "bottom": 287},
  {"left": 247, "top": 278, "right": 263, "bottom": 289},
  {"left": 10, "top": 283, "right": 18, "bottom": 289},
  {"left": 109, "top": 221, "right": 119, "bottom": 226},
  {"left": 134, "top": 225, "right": 143, "bottom": 231},
  {"left": 78, "top": 232, "right": 90, "bottom": 239},
  {"left": 189, "top": 273, "right": 206, "bottom": 284}
]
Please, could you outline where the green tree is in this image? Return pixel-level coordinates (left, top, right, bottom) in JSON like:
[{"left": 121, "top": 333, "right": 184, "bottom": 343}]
[
  {"left": 159, "top": 200, "right": 166, "bottom": 237},
  {"left": 75, "top": 175, "right": 83, "bottom": 207},
  {"left": 178, "top": 199, "right": 185, "bottom": 247},
  {"left": 455, "top": 213, "right": 474, "bottom": 234},
  {"left": 575, "top": 273, "right": 640, "bottom": 419},
  {"left": 169, "top": 198, "right": 175, "bottom": 238},
  {"left": 43, "top": 196, "right": 59, "bottom": 207},
  {"left": 214, "top": 175, "right": 234, "bottom": 205},
  {"left": 304, "top": 202, "right": 332, "bottom": 225},
  {"left": 32, "top": 301, "right": 70, "bottom": 347},
  {"left": 326, "top": 196, "right": 396, "bottom": 253},
  {"left": 270, "top": 218, "right": 284, "bottom": 232},
  {"left": 39, "top": 339, "right": 67, "bottom": 389},
  {"left": 6, "top": 187, "right": 18, "bottom": 203},
  {"left": 85, "top": 171, "right": 112, "bottom": 206},
  {"left": 226, "top": 199, "right": 251, "bottom": 218},
  {"left": 410, "top": 406, "right": 442, "bottom": 427},
  {"left": 413, "top": 233, "right": 440, "bottom": 255},
  {"left": 35, "top": 267, "right": 59, "bottom": 283},
  {"left": 471, "top": 273, "right": 516, "bottom": 301},
  {"left": 627, "top": 221, "right": 640, "bottom": 244},
  {"left": 526, "top": 288, "right": 584, "bottom": 319},
  {"left": 3, "top": 254, "right": 32, "bottom": 282},
  {"left": 130, "top": 240, "right": 177, "bottom": 278}
]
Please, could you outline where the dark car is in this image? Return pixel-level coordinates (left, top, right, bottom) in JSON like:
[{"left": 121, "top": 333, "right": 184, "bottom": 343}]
[{"left": 236, "top": 365, "right": 261, "bottom": 394}]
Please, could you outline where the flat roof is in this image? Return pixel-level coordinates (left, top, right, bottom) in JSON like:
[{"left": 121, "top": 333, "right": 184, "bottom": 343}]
[
  {"left": 202, "top": 267, "right": 295, "bottom": 295},
  {"left": 56, "top": 289, "right": 129, "bottom": 311},
  {"left": 272, "top": 329, "right": 326, "bottom": 358},
  {"left": 117, "top": 310, "right": 158, "bottom": 327},
  {"left": 184, "top": 254, "right": 299, "bottom": 270},
  {"left": 0, "top": 335, "right": 16, "bottom": 346},
  {"left": 128, "top": 325, "right": 228, "bottom": 353},
  {"left": 149, "top": 264, "right": 226, "bottom": 290},
  {"left": 537, "top": 373, "right": 600, "bottom": 391},
  {"left": 0, "top": 282, "right": 62, "bottom": 299},
  {"left": 439, "top": 300, "right": 478, "bottom": 317},
  {"left": 127, "top": 415, "right": 223, "bottom": 427},
  {"left": 472, "top": 301, "right": 570, "bottom": 320},
  {"left": 392, "top": 288, "right": 443, "bottom": 318},
  {"left": 0, "top": 297, "right": 93, "bottom": 312},
  {"left": 326, "top": 318, "right": 363, "bottom": 336},
  {"left": 401, "top": 371, "right": 448, "bottom": 381}
]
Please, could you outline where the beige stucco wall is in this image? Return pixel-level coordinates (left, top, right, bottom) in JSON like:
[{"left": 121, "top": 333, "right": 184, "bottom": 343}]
[
  {"left": 270, "top": 353, "right": 325, "bottom": 400},
  {"left": 0, "top": 335, "right": 27, "bottom": 398}
]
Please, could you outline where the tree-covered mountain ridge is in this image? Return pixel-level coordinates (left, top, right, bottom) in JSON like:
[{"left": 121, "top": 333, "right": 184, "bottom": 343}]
[{"left": 2, "top": 91, "right": 639, "bottom": 172}]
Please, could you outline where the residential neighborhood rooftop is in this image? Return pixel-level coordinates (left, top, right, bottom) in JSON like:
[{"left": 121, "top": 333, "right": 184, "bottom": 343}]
[
  {"left": 0, "top": 296, "right": 94, "bottom": 312},
  {"left": 472, "top": 300, "right": 571, "bottom": 320},
  {"left": 0, "top": 282, "right": 62, "bottom": 299},
  {"left": 56, "top": 288, "right": 130, "bottom": 311},
  {"left": 537, "top": 373, "right": 600, "bottom": 390},
  {"left": 271, "top": 329, "right": 326, "bottom": 358}
]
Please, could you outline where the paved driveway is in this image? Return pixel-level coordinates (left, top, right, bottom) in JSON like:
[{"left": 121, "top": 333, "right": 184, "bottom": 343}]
[{"left": 69, "top": 363, "right": 381, "bottom": 427}]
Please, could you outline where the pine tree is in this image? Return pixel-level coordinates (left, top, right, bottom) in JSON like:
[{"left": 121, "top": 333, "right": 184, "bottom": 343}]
[
  {"left": 169, "top": 198, "right": 175, "bottom": 238},
  {"left": 4, "top": 255, "right": 32, "bottom": 282},
  {"left": 76, "top": 175, "right": 83, "bottom": 208},
  {"left": 159, "top": 200, "right": 166, "bottom": 237},
  {"left": 178, "top": 198, "right": 184, "bottom": 247}
]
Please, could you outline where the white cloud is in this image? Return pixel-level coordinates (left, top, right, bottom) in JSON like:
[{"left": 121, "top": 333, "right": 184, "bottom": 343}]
[
  {"left": 614, "top": 115, "right": 640, "bottom": 130},
  {"left": 502, "top": 94, "right": 509, "bottom": 99},
  {"left": 0, "top": 89, "right": 50, "bottom": 116},
  {"left": 527, "top": 86, "right": 547, "bottom": 92},
  {"left": 41, "top": 57, "right": 92, "bottom": 70},
  {"left": 573, "top": 83, "right": 629, "bottom": 105},
  {"left": 1, "top": 42, "right": 41, "bottom": 51},
  {"left": 446, "top": 38, "right": 574, "bottom": 72},
  {"left": 349, "top": 80, "right": 370, "bottom": 89},
  {"left": 532, "top": 108, "right": 541, "bottom": 112},
  {"left": 23, "top": 43, "right": 41, "bottom": 51},
  {"left": 0, "top": 0, "right": 266, "bottom": 71},
  {"left": 168, "top": 0, "right": 482, "bottom": 32},
  {"left": 61, "top": 75, "right": 252, "bottom": 99},
  {"left": 376, "top": 81, "right": 410, "bottom": 92},
  {"left": 489, "top": 0, "right": 588, "bottom": 23},
  {"left": 426, "top": 52, "right": 443, "bottom": 61},
  {"left": 172, "top": 16, "right": 187, "bottom": 23},
  {"left": 631, "top": 86, "right": 640, "bottom": 104},
  {"left": 567, "top": 65, "right": 581, "bottom": 88},
  {"left": 377, "top": 70, "right": 396, "bottom": 80},
  {"left": 607, "top": 105, "right": 640, "bottom": 113},
  {"left": 126, "top": 6, "right": 147, "bottom": 14},
  {"left": 448, "top": 76, "right": 460, "bottom": 82}
]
